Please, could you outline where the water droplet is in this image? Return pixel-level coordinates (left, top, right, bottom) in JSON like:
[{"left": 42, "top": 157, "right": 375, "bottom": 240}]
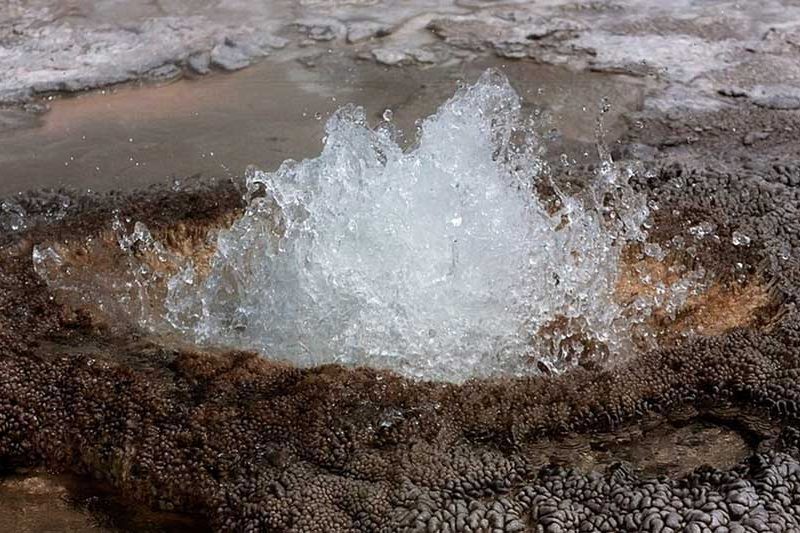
[
  {"left": 643, "top": 243, "right": 666, "bottom": 261},
  {"left": 731, "top": 231, "right": 751, "bottom": 246},
  {"left": 688, "top": 221, "right": 716, "bottom": 239}
]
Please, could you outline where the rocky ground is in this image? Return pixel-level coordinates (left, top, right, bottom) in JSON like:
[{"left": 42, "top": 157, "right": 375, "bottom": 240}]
[
  {"left": 2, "top": 0, "right": 800, "bottom": 532},
  {"left": 2, "top": 0, "right": 800, "bottom": 109}
]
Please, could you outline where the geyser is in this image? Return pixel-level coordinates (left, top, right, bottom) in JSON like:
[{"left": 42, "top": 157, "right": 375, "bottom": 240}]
[{"left": 157, "top": 70, "right": 661, "bottom": 381}]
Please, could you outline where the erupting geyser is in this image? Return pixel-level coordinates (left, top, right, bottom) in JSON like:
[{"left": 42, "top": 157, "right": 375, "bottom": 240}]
[
  {"left": 157, "top": 70, "right": 659, "bottom": 381},
  {"left": 32, "top": 71, "right": 706, "bottom": 382}
]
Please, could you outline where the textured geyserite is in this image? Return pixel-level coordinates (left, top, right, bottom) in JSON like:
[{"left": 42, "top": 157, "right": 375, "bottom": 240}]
[{"left": 1, "top": 105, "right": 799, "bottom": 531}]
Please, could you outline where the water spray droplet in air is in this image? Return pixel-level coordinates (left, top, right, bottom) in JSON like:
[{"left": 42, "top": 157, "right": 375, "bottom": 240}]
[
  {"left": 160, "top": 70, "right": 657, "bottom": 381},
  {"left": 32, "top": 70, "right": 706, "bottom": 383},
  {"left": 732, "top": 231, "right": 751, "bottom": 246}
]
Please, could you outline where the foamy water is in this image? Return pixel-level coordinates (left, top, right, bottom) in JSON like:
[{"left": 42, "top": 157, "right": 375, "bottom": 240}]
[{"left": 159, "top": 71, "right": 653, "bottom": 380}]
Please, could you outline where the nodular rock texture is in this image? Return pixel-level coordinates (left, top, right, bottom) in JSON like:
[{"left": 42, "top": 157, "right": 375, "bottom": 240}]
[{"left": 1, "top": 108, "right": 800, "bottom": 530}]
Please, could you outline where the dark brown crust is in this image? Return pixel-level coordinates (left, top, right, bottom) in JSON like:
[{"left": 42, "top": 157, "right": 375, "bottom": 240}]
[{"left": 3, "top": 105, "right": 800, "bottom": 531}]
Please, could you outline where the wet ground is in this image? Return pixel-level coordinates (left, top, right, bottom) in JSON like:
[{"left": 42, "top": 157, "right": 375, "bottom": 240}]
[
  {"left": 3, "top": 0, "right": 800, "bottom": 531},
  {"left": 0, "top": 468, "right": 208, "bottom": 532}
]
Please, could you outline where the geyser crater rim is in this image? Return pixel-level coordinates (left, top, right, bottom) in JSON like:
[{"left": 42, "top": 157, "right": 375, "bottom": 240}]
[{"left": 26, "top": 69, "right": 768, "bottom": 382}]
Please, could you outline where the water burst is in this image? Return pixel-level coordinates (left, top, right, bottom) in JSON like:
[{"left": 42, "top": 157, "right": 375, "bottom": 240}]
[{"left": 160, "top": 70, "right": 654, "bottom": 381}]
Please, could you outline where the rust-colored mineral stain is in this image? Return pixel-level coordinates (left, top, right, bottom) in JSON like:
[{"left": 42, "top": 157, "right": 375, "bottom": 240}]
[
  {"left": 617, "top": 254, "right": 773, "bottom": 342},
  {"left": 671, "top": 282, "right": 773, "bottom": 336},
  {"left": 31, "top": 209, "right": 241, "bottom": 326}
]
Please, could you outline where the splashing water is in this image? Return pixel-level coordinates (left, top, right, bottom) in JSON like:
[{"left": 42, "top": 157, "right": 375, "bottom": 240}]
[
  {"left": 28, "top": 71, "right": 704, "bottom": 382},
  {"left": 155, "top": 70, "right": 652, "bottom": 381}
]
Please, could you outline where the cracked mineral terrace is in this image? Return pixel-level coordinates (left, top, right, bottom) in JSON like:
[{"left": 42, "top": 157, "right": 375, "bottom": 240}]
[{"left": 2, "top": 0, "right": 800, "bottom": 532}]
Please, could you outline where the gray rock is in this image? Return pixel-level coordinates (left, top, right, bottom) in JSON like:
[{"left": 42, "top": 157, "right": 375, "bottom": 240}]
[
  {"left": 187, "top": 52, "right": 211, "bottom": 75},
  {"left": 211, "top": 41, "right": 253, "bottom": 71},
  {"left": 751, "top": 85, "right": 800, "bottom": 110},
  {"left": 409, "top": 48, "right": 438, "bottom": 64},
  {"left": 346, "top": 21, "right": 390, "bottom": 43},
  {"left": 753, "top": 94, "right": 800, "bottom": 110},
  {"left": 372, "top": 47, "right": 408, "bottom": 66}
]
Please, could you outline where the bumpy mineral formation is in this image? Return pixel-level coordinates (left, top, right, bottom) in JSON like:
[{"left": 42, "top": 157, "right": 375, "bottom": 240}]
[{"left": 2, "top": 95, "right": 800, "bottom": 533}]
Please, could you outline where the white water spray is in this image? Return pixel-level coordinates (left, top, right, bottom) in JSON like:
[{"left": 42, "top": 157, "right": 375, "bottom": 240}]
[{"left": 159, "top": 70, "right": 652, "bottom": 381}]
